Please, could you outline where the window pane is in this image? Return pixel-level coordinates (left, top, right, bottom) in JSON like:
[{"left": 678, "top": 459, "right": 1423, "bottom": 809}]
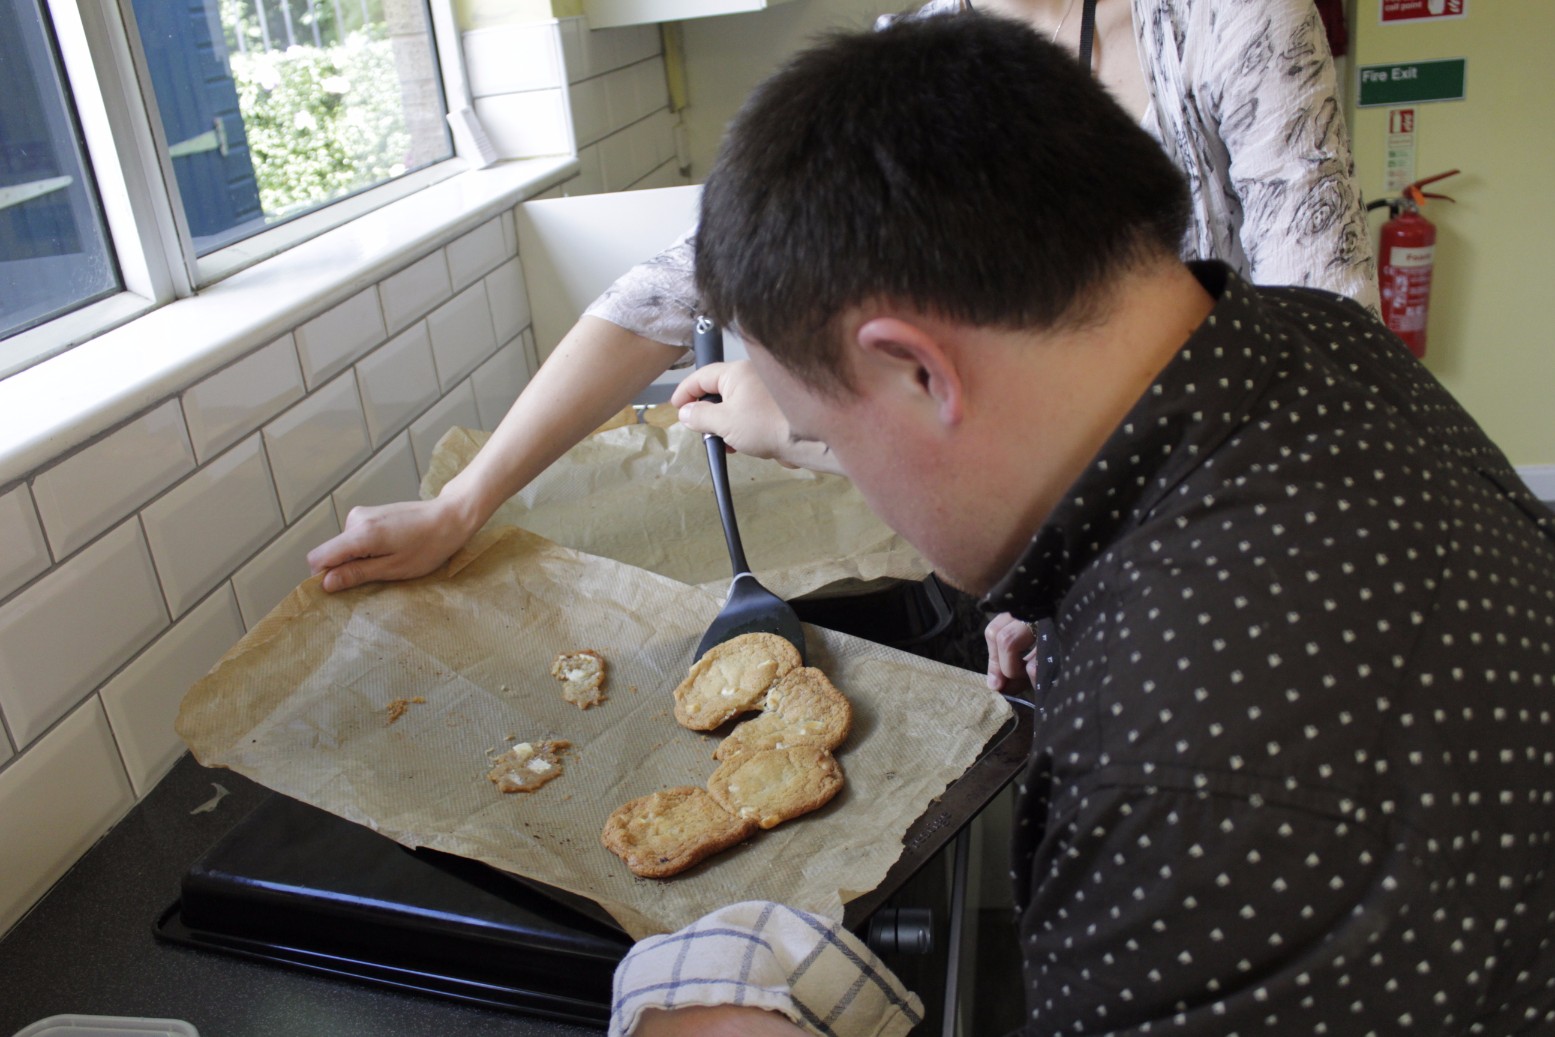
[
  {"left": 0, "top": 0, "right": 121, "bottom": 342},
  {"left": 130, "top": 0, "right": 454, "bottom": 257}
]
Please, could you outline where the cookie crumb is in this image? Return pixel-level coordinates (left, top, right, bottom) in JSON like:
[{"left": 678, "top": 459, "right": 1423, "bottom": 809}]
[{"left": 386, "top": 696, "right": 426, "bottom": 724}]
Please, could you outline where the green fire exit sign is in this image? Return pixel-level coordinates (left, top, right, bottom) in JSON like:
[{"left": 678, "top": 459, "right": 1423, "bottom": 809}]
[{"left": 1357, "top": 58, "right": 1467, "bottom": 107}]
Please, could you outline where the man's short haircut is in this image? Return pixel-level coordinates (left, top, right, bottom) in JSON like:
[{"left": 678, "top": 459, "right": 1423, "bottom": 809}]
[{"left": 694, "top": 13, "right": 1191, "bottom": 394}]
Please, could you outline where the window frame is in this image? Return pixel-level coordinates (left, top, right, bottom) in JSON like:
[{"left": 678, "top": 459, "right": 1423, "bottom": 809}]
[{"left": 3, "top": 0, "right": 479, "bottom": 382}]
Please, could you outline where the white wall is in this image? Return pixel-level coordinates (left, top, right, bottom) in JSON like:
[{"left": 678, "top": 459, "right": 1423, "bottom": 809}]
[{"left": 678, "top": 0, "right": 887, "bottom": 176}]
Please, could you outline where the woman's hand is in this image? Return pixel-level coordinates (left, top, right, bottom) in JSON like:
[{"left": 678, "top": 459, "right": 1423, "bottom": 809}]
[
  {"left": 985, "top": 611, "right": 1038, "bottom": 692},
  {"left": 306, "top": 494, "right": 482, "bottom": 593},
  {"left": 672, "top": 360, "right": 842, "bottom": 474}
]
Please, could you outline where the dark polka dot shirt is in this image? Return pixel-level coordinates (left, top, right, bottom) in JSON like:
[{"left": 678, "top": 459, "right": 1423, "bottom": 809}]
[{"left": 983, "top": 262, "right": 1555, "bottom": 1035}]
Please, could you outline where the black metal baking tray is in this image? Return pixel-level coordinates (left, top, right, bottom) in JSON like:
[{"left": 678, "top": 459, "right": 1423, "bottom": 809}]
[{"left": 155, "top": 576, "right": 1032, "bottom": 1023}]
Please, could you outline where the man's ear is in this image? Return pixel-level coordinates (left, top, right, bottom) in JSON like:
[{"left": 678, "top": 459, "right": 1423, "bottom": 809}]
[{"left": 853, "top": 316, "right": 964, "bottom": 428}]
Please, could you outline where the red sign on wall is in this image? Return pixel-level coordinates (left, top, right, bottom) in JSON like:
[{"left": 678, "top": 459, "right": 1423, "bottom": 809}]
[{"left": 1381, "top": 0, "right": 1467, "bottom": 23}]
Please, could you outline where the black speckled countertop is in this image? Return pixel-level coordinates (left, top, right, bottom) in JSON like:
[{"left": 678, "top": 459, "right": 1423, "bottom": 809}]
[{"left": 0, "top": 754, "right": 598, "bottom": 1037}]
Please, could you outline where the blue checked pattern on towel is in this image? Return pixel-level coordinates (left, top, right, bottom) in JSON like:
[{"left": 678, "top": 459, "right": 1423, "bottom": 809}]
[{"left": 610, "top": 901, "right": 924, "bottom": 1037}]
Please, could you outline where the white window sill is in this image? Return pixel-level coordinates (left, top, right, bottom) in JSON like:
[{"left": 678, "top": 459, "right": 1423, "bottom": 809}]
[{"left": 0, "top": 155, "right": 578, "bottom": 490}]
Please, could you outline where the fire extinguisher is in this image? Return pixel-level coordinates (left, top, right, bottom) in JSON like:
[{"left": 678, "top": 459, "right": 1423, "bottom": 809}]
[{"left": 1368, "top": 169, "right": 1458, "bottom": 359}]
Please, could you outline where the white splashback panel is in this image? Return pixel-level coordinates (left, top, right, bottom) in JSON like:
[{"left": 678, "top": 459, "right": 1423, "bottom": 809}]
[{"left": 514, "top": 184, "right": 747, "bottom": 393}]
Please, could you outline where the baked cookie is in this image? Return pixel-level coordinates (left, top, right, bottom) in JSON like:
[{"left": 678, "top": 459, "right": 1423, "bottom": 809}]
[
  {"left": 601, "top": 786, "right": 757, "bottom": 878},
  {"left": 551, "top": 649, "right": 607, "bottom": 710},
  {"left": 707, "top": 745, "right": 844, "bottom": 830},
  {"left": 486, "top": 739, "right": 571, "bottom": 793},
  {"left": 714, "top": 666, "right": 852, "bottom": 761},
  {"left": 673, "top": 632, "right": 802, "bottom": 731}
]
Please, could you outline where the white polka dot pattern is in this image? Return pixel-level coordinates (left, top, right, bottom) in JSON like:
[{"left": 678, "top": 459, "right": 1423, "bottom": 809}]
[{"left": 985, "top": 263, "right": 1555, "bottom": 1034}]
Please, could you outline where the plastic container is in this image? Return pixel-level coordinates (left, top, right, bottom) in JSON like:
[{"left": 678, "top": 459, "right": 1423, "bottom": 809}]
[{"left": 12, "top": 1018, "right": 198, "bottom": 1037}]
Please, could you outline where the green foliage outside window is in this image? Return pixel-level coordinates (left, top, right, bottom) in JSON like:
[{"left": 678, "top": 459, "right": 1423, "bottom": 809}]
[{"left": 230, "top": 32, "right": 412, "bottom": 216}]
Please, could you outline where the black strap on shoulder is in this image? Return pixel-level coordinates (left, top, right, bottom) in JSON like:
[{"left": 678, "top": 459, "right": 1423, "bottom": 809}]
[{"left": 1077, "top": 0, "right": 1098, "bottom": 67}]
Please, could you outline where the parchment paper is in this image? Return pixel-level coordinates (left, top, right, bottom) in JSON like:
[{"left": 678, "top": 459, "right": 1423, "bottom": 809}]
[
  {"left": 423, "top": 423, "right": 931, "bottom": 599},
  {"left": 177, "top": 526, "right": 1010, "bottom": 939}
]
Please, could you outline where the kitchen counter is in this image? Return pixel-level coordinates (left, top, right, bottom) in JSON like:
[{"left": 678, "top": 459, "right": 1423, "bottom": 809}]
[{"left": 0, "top": 753, "right": 598, "bottom": 1037}]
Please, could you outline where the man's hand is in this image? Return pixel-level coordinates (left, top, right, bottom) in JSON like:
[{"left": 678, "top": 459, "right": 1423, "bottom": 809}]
[
  {"left": 985, "top": 611, "right": 1038, "bottom": 692},
  {"left": 633, "top": 1005, "right": 808, "bottom": 1036},
  {"left": 306, "top": 496, "right": 478, "bottom": 593},
  {"left": 672, "top": 360, "right": 841, "bottom": 474}
]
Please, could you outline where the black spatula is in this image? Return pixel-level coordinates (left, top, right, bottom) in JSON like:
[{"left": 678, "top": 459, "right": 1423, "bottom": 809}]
[{"left": 690, "top": 317, "right": 807, "bottom": 664}]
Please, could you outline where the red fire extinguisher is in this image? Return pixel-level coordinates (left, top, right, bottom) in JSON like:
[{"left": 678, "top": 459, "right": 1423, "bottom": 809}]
[{"left": 1369, "top": 169, "right": 1458, "bottom": 359}]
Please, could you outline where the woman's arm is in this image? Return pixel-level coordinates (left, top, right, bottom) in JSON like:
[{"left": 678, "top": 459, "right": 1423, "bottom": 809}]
[{"left": 307, "top": 315, "right": 683, "bottom": 591}]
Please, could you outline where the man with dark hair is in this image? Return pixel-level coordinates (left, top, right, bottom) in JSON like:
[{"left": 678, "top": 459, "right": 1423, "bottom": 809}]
[{"left": 611, "top": 14, "right": 1555, "bottom": 1037}]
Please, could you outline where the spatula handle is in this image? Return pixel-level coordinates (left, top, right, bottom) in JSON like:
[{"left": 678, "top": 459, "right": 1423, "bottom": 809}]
[{"left": 693, "top": 317, "right": 751, "bottom": 576}]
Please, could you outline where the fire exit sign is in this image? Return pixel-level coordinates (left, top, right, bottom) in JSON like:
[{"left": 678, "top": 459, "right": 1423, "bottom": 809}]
[{"left": 1357, "top": 58, "right": 1467, "bottom": 107}]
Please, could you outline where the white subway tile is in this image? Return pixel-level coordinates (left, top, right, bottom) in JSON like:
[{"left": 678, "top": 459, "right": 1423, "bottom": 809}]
[
  {"left": 427, "top": 283, "right": 498, "bottom": 392},
  {"left": 141, "top": 435, "right": 283, "bottom": 618},
  {"left": 182, "top": 335, "right": 306, "bottom": 462},
  {"left": 522, "top": 328, "right": 540, "bottom": 371},
  {"left": 464, "top": 23, "right": 563, "bottom": 97},
  {"left": 604, "top": 67, "right": 637, "bottom": 133},
  {"left": 636, "top": 58, "right": 669, "bottom": 118},
  {"left": 409, "top": 383, "right": 481, "bottom": 478},
  {"left": 558, "top": 17, "right": 586, "bottom": 82},
  {"left": 569, "top": 77, "right": 609, "bottom": 146},
  {"left": 354, "top": 323, "right": 440, "bottom": 450},
  {"left": 0, "top": 484, "right": 48, "bottom": 601},
  {"left": 485, "top": 256, "right": 532, "bottom": 347},
  {"left": 475, "top": 90, "right": 572, "bottom": 160},
  {"left": 502, "top": 208, "right": 518, "bottom": 259},
  {"left": 599, "top": 130, "right": 635, "bottom": 192},
  {"left": 379, "top": 251, "right": 453, "bottom": 335},
  {"left": 446, "top": 218, "right": 509, "bottom": 291},
  {"left": 231, "top": 499, "right": 340, "bottom": 630},
  {"left": 332, "top": 433, "right": 423, "bottom": 527},
  {"left": 626, "top": 116, "right": 665, "bottom": 184},
  {"left": 32, "top": 401, "right": 195, "bottom": 561},
  {"left": 263, "top": 373, "right": 371, "bottom": 522},
  {"left": 633, "top": 162, "right": 689, "bottom": 192},
  {"left": 633, "top": 24, "right": 662, "bottom": 63},
  {"left": 566, "top": 146, "right": 606, "bottom": 197},
  {"left": 99, "top": 585, "right": 244, "bottom": 796},
  {"left": 293, "top": 288, "right": 387, "bottom": 390},
  {"left": 472, "top": 338, "right": 533, "bottom": 431},
  {"left": 582, "top": 24, "right": 625, "bottom": 74},
  {"left": 0, "top": 520, "right": 167, "bottom": 747},
  {"left": 0, "top": 697, "right": 134, "bottom": 935}
]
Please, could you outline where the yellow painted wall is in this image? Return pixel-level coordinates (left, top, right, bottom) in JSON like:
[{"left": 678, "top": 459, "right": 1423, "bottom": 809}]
[{"left": 1348, "top": 3, "right": 1555, "bottom": 466}]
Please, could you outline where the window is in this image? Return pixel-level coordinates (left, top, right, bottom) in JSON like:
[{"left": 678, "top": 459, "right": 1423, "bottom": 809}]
[
  {"left": 132, "top": 0, "right": 452, "bottom": 257},
  {"left": 0, "top": 0, "right": 121, "bottom": 342},
  {"left": 1, "top": 0, "right": 463, "bottom": 375}
]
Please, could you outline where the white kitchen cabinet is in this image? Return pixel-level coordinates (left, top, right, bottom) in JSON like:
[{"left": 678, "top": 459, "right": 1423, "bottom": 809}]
[{"left": 582, "top": 0, "right": 795, "bottom": 30}]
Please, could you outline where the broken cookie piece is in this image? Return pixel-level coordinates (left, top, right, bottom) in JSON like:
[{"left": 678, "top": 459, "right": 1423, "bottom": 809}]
[
  {"left": 601, "top": 785, "right": 757, "bottom": 878},
  {"left": 672, "top": 632, "right": 801, "bottom": 731},
  {"left": 487, "top": 738, "right": 571, "bottom": 793},
  {"left": 551, "top": 649, "right": 607, "bottom": 710},
  {"left": 707, "top": 745, "right": 844, "bottom": 830}
]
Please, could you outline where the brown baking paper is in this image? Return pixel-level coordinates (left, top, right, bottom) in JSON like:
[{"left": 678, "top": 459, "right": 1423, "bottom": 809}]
[
  {"left": 422, "top": 423, "right": 931, "bottom": 599},
  {"left": 177, "top": 526, "right": 1010, "bottom": 939}
]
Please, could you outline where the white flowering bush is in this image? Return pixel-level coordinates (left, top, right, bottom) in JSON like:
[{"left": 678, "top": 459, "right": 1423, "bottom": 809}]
[{"left": 230, "top": 32, "right": 411, "bottom": 215}]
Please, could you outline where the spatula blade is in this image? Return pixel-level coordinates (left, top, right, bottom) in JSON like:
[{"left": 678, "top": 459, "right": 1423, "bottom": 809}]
[{"left": 695, "top": 572, "right": 808, "bottom": 664}]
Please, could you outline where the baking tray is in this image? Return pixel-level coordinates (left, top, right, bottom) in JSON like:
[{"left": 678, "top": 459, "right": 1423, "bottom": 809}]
[
  {"left": 156, "top": 695, "right": 1030, "bottom": 1024},
  {"left": 156, "top": 577, "right": 1032, "bottom": 1023}
]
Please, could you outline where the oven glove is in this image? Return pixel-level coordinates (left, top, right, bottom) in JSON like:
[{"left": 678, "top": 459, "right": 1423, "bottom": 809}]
[{"left": 610, "top": 900, "right": 925, "bottom": 1037}]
